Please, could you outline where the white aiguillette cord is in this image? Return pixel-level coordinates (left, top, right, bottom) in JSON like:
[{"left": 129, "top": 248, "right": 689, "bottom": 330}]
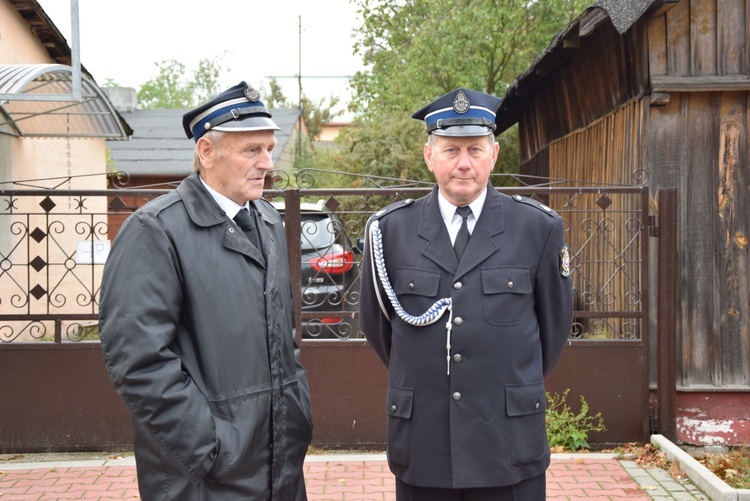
[{"left": 368, "top": 220, "right": 455, "bottom": 375}]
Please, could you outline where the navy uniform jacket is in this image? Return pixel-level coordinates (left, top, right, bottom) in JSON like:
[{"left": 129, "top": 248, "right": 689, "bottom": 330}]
[{"left": 359, "top": 184, "right": 573, "bottom": 489}]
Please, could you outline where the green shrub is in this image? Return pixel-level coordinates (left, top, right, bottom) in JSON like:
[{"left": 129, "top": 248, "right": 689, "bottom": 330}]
[{"left": 546, "top": 389, "right": 606, "bottom": 451}]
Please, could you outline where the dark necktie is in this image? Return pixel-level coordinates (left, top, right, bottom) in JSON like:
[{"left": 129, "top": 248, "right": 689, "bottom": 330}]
[
  {"left": 234, "top": 207, "right": 260, "bottom": 249},
  {"left": 454, "top": 206, "right": 472, "bottom": 261}
]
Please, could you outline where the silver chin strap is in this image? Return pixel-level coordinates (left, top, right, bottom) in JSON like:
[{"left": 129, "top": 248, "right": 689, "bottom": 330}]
[{"left": 369, "top": 220, "right": 455, "bottom": 374}]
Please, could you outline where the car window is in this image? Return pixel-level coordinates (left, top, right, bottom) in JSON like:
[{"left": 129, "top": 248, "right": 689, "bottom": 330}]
[{"left": 300, "top": 214, "right": 337, "bottom": 251}]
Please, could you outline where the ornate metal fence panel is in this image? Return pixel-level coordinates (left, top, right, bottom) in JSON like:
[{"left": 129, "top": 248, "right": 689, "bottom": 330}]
[
  {"left": 0, "top": 182, "right": 648, "bottom": 344},
  {"left": 549, "top": 187, "right": 649, "bottom": 340},
  {"left": 0, "top": 188, "right": 165, "bottom": 342},
  {"left": 273, "top": 184, "right": 648, "bottom": 343}
]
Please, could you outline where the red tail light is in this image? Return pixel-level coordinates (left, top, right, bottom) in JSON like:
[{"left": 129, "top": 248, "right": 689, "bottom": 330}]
[{"left": 308, "top": 250, "right": 354, "bottom": 274}]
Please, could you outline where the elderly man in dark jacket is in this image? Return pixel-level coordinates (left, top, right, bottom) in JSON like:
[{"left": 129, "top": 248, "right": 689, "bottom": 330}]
[
  {"left": 99, "top": 82, "right": 313, "bottom": 500},
  {"left": 359, "top": 88, "right": 573, "bottom": 500}
]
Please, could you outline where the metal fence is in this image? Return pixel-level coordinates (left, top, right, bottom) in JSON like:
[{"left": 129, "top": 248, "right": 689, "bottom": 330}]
[
  {"left": 0, "top": 180, "right": 648, "bottom": 344},
  {"left": 0, "top": 175, "right": 654, "bottom": 448}
]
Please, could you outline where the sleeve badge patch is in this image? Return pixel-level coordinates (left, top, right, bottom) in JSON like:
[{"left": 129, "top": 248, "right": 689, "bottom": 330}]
[{"left": 560, "top": 245, "right": 572, "bottom": 277}]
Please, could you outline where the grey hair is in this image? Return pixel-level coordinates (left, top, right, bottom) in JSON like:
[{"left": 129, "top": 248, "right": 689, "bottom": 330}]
[{"left": 192, "top": 130, "right": 225, "bottom": 171}]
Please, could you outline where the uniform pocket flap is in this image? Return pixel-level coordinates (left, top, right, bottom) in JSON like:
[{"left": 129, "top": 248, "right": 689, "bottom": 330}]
[
  {"left": 394, "top": 268, "right": 440, "bottom": 296},
  {"left": 506, "top": 382, "right": 546, "bottom": 417},
  {"left": 387, "top": 385, "right": 413, "bottom": 419},
  {"left": 482, "top": 267, "right": 531, "bottom": 295}
]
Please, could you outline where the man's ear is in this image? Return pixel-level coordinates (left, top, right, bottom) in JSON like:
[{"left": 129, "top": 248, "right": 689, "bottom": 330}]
[
  {"left": 196, "top": 137, "right": 214, "bottom": 169},
  {"left": 490, "top": 141, "right": 500, "bottom": 171},
  {"left": 424, "top": 143, "right": 434, "bottom": 172}
]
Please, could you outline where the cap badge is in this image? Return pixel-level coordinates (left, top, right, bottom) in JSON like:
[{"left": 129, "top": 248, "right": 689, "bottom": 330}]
[
  {"left": 453, "top": 90, "right": 470, "bottom": 114},
  {"left": 244, "top": 85, "right": 261, "bottom": 102}
]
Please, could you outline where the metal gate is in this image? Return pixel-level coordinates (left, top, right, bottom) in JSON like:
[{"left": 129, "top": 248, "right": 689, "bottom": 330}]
[{"left": 0, "top": 182, "right": 649, "bottom": 451}]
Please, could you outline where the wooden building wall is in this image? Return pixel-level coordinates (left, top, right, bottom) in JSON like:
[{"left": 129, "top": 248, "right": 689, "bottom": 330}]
[
  {"left": 646, "top": 0, "right": 750, "bottom": 388},
  {"left": 517, "top": 0, "right": 749, "bottom": 389},
  {"left": 517, "top": 17, "right": 653, "bottom": 344},
  {"left": 518, "top": 17, "right": 650, "bottom": 167}
]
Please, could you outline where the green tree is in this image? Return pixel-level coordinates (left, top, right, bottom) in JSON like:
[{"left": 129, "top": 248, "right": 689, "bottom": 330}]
[
  {"left": 137, "top": 54, "right": 227, "bottom": 109},
  {"left": 263, "top": 78, "right": 343, "bottom": 145},
  {"left": 262, "top": 78, "right": 344, "bottom": 175},
  {"left": 191, "top": 56, "right": 225, "bottom": 105},
  {"left": 326, "top": 0, "right": 588, "bottom": 185}
]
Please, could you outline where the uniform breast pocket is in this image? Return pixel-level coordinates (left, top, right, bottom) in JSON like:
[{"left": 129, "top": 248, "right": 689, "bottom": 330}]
[
  {"left": 393, "top": 268, "right": 441, "bottom": 314},
  {"left": 481, "top": 267, "right": 533, "bottom": 326}
]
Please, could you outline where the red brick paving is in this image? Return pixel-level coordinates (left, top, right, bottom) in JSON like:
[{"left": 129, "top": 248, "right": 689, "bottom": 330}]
[{"left": 0, "top": 458, "right": 654, "bottom": 500}]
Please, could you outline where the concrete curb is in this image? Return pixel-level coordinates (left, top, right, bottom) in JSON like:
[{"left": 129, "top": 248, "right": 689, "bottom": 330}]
[{"left": 652, "top": 434, "right": 750, "bottom": 501}]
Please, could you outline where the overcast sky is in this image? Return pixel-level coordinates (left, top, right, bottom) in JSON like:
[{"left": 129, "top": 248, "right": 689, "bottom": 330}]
[{"left": 36, "top": 1, "right": 364, "bottom": 115}]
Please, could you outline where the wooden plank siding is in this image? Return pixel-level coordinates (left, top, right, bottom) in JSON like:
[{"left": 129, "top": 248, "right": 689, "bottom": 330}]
[
  {"left": 717, "top": 0, "right": 746, "bottom": 75},
  {"left": 647, "top": 0, "right": 750, "bottom": 388},
  {"left": 647, "top": 91, "right": 750, "bottom": 388},
  {"left": 514, "top": 0, "right": 749, "bottom": 389},
  {"left": 517, "top": 20, "right": 650, "bottom": 164},
  {"left": 548, "top": 101, "right": 646, "bottom": 340},
  {"left": 717, "top": 93, "right": 750, "bottom": 386}
]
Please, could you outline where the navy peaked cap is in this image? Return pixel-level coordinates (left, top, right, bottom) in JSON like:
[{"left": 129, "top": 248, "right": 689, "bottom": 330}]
[
  {"left": 412, "top": 88, "right": 501, "bottom": 137},
  {"left": 182, "top": 81, "right": 280, "bottom": 142}
]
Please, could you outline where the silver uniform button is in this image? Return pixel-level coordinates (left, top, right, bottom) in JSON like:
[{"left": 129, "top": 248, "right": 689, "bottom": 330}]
[
  {"left": 535, "top": 402, "right": 540, "bottom": 409},
  {"left": 452, "top": 392, "right": 462, "bottom": 401},
  {"left": 391, "top": 404, "right": 397, "bottom": 412},
  {"left": 508, "top": 281, "right": 514, "bottom": 289},
  {"left": 453, "top": 282, "right": 462, "bottom": 289},
  {"left": 229, "top": 228, "right": 235, "bottom": 234},
  {"left": 453, "top": 354, "right": 463, "bottom": 363},
  {"left": 409, "top": 282, "right": 415, "bottom": 290},
  {"left": 454, "top": 317, "right": 463, "bottom": 325}
]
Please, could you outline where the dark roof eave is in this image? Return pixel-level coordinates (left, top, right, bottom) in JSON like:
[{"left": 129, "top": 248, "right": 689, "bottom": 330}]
[{"left": 496, "top": 0, "right": 664, "bottom": 134}]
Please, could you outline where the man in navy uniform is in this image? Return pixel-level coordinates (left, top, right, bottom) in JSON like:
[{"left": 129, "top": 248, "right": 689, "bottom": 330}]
[{"left": 359, "top": 88, "right": 573, "bottom": 500}]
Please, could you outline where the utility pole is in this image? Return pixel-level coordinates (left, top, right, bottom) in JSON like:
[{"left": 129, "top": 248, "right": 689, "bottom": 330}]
[
  {"left": 296, "top": 15, "right": 303, "bottom": 162},
  {"left": 298, "top": 15, "right": 303, "bottom": 111}
]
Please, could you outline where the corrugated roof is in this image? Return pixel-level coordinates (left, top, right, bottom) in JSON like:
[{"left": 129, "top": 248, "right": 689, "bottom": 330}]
[
  {"left": 107, "top": 107, "right": 302, "bottom": 176},
  {"left": 0, "top": 64, "right": 130, "bottom": 139}
]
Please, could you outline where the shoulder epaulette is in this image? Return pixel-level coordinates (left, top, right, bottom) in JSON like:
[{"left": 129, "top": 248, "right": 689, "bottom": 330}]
[
  {"left": 511, "top": 194, "right": 557, "bottom": 217},
  {"left": 371, "top": 198, "right": 415, "bottom": 220}
]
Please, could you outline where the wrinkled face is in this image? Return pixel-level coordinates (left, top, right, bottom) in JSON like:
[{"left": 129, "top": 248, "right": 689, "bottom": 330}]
[
  {"left": 197, "top": 130, "right": 276, "bottom": 205},
  {"left": 424, "top": 134, "right": 499, "bottom": 206}
]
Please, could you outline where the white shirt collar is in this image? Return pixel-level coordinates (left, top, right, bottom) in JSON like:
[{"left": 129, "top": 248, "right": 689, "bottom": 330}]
[
  {"left": 199, "top": 176, "right": 248, "bottom": 218},
  {"left": 436, "top": 187, "right": 487, "bottom": 225}
]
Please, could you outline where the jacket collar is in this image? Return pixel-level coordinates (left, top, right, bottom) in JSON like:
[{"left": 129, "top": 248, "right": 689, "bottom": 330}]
[
  {"left": 419, "top": 184, "right": 505, "bottom": 277},
  {"left": 176, "top": 171, "right": 228, "bottom": 227},
  {"left": 176, "top": 172, "right": 268, "bottom": 266},
  {"left": 175, "top": 171, "right": 281, "bottom": 227}
]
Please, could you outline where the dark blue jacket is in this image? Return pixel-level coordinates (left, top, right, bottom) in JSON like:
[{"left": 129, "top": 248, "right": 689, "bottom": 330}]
[{"left": 360, "top": 184, "right": 573, "bottom": 489}]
